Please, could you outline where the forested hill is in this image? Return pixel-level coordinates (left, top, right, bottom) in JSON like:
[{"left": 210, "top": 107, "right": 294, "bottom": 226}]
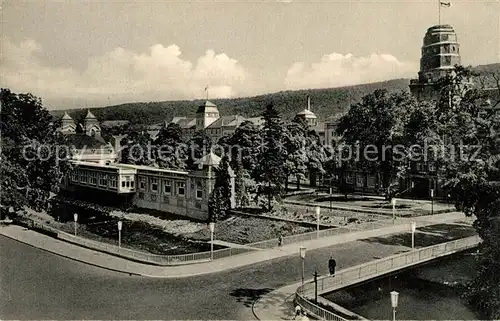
[
  {"left": 51, "top": 63, "right": 500, "bottom": 126},
  {"left": 51, "top": 78, "right": 410, "bottom": 126}
]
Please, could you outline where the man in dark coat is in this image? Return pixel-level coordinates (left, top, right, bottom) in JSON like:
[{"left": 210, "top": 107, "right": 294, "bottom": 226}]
[{"left": 328, "top": 256, "right": 336, "bottom": 276}]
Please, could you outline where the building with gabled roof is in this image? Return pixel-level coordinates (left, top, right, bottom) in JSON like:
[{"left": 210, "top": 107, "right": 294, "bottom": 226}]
[
  {"left": 169, "top": 100, "right": 264, "bottom": 141},
  {"left": 84, "top": 109, "right": 101, "bottom": 137},
  {"left": 59, "top": 112, "right": 77, "bottom": 134}
]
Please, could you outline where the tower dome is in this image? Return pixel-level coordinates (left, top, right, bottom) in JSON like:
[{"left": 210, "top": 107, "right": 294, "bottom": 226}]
[
  {"left": 418, "top": 24, "right": 461, "bottom": 84},
  {"left": 296, "top": 96, "right": 317, "bottom": 127}
]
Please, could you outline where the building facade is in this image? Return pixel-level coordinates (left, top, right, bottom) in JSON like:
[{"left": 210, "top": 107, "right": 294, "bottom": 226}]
[
  {"left": 64, "top": 152, "right": 235, "bottom": 221},
  {"left": 170, "top": 100, "right": 264, "bottom": 142}
]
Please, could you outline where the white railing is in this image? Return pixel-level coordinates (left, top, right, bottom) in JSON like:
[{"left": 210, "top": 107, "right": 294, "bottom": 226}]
[
  {"left": 295, "top": 235, "right": 481, "bottom": 320},
  {"left": 58, "top": 230, "right": 254, "bottom": 265},
  {"left": 25, "top": 217, "right": 418, "bottom": 266}
]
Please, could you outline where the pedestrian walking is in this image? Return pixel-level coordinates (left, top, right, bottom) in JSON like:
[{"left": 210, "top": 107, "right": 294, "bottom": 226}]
[
  {"left": 293, "top": 305, "right": 301, "bottom": 320},
  {"left": 278, "top": 232, "right": 283, "bottom": 247},
  {"left": 328, "top": 256, "right": 336, "bottom": 276}
]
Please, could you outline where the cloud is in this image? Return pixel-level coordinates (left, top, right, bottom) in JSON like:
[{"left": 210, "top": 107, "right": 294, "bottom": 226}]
[
  {"left": 284, "top": 52, "right": 418, "bottom": 90},
  {"left": 0, "top": 37, "right": 249, "bottom": 108}
]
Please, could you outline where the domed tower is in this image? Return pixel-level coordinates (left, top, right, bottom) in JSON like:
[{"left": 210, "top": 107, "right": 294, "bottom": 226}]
[
  {"left": 409, "top": 25, "right": 461, "bottom": 101},
  {"left": 195, "top": 101, "right": 220, "bottom": 131},
  {"left": 296, "top": 96, "right": 318, "bottom": 127}
]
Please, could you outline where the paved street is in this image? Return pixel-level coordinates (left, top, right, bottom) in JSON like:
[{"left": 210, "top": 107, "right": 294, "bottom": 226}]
[
  {"left": 0, "top": 235, "right": 408, "bottom": 319},
  {"left": 0, "top": 223, "right": 475, "bottom": 320}
]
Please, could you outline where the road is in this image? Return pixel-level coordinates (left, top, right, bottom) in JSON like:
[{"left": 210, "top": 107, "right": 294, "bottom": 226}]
[{"left": 0, "top": 224, "right": 476, "bottom": 320}]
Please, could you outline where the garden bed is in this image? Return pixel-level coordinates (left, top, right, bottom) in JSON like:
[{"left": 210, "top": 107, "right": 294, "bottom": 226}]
[{"left": 47, "top": 200, "right": 317, "bottom": 248}]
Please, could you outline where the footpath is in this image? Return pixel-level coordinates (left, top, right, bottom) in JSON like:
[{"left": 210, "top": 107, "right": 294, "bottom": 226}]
[{"left": 0, "top": 211, "right": 471, "bottom": 279}]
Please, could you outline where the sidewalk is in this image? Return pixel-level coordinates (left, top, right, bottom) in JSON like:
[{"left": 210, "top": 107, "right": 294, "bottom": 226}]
[{"left": 0, "top": 212, "right": 470, "bottom": 279}]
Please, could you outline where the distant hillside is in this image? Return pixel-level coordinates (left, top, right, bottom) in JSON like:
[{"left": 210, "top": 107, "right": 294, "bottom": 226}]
[{"left": 51, "top": 63, "right": 500, "bottom": 126}]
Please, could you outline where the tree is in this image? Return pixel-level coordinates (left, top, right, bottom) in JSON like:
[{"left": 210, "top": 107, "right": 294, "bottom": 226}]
[
  {"left": 0, "top": 89, "right": 72, "bottom": 213},
  {"left": 403, "top": 66, "right": 500, "bottom": 318},
  {"left": 120, "top": 130, "right": 154, "bottom": 165},
  {"left": 224, "top": 120, "right": 262, "bottom": 172},
  {"left": 253, "top": 103, "right": 288, "bottom": 210},
  {"left": 155, "top": 122, "right": 187, "bottom": 169},
  {"left": 186, "top": 130, "right": 212, "bottom": 169},
  {"left": 434, "top": 67, "right": 500, "bottom": 319},
  {"left": 208, "top": 156, "right": 232, "bottom": 222},
  {"left": 234, "top": 160, "right": 251, "bottom": 207},
  {"left": 336, "top": 89, "right": 415, "bottom": 194},
  {"left": 283, "top": 119, "right": 308, "bottom": 190}
]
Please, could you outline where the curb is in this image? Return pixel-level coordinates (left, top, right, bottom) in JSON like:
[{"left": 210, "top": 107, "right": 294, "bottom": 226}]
[
  {"left": 0, "top": 232, "right": 142, "bottom": 277},
  {"left": 0, "top": 227, "right": 280, "bottom": 279}
]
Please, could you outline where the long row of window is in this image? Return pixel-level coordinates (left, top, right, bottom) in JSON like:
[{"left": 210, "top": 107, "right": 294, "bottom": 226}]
[
  {"left": 70, "top": 170, "right": 120, "bottom": 189},
  {"left": 137, "top": 177, "right": 204, "bottom": 199}
]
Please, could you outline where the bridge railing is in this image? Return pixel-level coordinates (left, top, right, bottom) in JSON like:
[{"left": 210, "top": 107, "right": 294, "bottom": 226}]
[{"left": 296, "top": 235, "right": 481, "bottom": 320}]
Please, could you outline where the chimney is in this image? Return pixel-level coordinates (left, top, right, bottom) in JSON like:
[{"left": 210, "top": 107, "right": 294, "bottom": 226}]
[{"left": 307, "top": 96, "right": 311, "bottom": 111}]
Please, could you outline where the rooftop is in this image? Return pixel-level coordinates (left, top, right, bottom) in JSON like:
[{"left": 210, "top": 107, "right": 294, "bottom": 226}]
[
  {"left": 101, "top": 120, "right": 129, "bottom": 128},
  {"left": 61, "top": 112, "right": 73, "bottom": 120},
  {"left": 70, "top": 160, "right": 135, "bottom": 172},
  {"left": 196, "top": 101, "right": 219, "bottom": 114},
  {"left": 207, "top": 115, "right": 247, "bottom": 128},
  {"left": 297, "top": 109, "right": 317, "bottom": 118},
  {"left": 65, "top": 134, "right": 107, "bottom": 149},
  {"left": 116, "top": 163, "right": 189, "bottom": 175},
  {"left": 85, "top": 109, "right": 97, "bottom": 119},
  {"left": 194, "top": 151, "right": 221, "bottom": 167}
]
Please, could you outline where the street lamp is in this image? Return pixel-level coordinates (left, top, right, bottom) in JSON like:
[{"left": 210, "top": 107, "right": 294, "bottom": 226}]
[
  {"left": 392, "top": 198, "right": 396, "bottom": 225},
  {"left": 313, "top": 270, "right": 319, "bottom": 303},
  {"left": 410, "top": 222, "right": 416, "bottom": 249},
  {"left": 117, "top": 220, "right": 122, "bottom": 248},
  {"left": 299, "top": 246, "right": 306, "bottom": 286},
  {"left": 390, "top": 291, "right": 399, "bottom": 321},
  {"left": 209, "top": 222, "right": 215, "bottom": 260},
  {"left": 73, "top": 213, "right": 78, "bottom": 236},
  {"left": 329, "top": 185, "right": 333, "bottom": 212},
  {"left": 430, "top": 189, "right": 434, "bottom": 215},
  {"left": 316, "top": 206, "right": 320, "bottom": 238}
]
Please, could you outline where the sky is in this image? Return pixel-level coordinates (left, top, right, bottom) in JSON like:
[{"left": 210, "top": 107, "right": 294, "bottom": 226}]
[{"left": 1, "top": 0, "right": 499, "bottom": 110}]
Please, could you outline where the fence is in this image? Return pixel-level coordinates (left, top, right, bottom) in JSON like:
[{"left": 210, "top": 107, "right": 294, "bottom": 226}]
[
  {"left": 19, "top": 215, "right": 425, "bottom": 266},
  {"left": 295, "top": 235, "right": 481, "bottom": 320}
]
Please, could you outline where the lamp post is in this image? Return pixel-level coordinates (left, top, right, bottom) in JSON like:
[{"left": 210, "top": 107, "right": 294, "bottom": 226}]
[
  {"left": 209, "top": 222, "right": 215, "bottom": 260},
  {"left": 411, "top": 222, "right": 416, "bottom": 249},
  {"left": 313, "top": 270, "right": 319, "bottom": 303},
  {"left": 430, "top": 189, "right": 434, "bottom": 215},
  {"left": 329, "top": 185, "right": 333, "bottom": 212},
  {"left": 117, "top": 220, "right": 122, "bottom": 248},
  {"left": 392, "top": 198, "right": 396, "bottom": 225},
  {"left": 73, "top": 213, "right": 78, "bottom": 236},
  {"left": 316, "top": 206, "right": 320, "bottom": 238},
  {"left": 299, "top": 246, "right": 306, "bottom": 286},
  {"left": 390, "top": 291, "right": 399, "bottom": 321}
]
